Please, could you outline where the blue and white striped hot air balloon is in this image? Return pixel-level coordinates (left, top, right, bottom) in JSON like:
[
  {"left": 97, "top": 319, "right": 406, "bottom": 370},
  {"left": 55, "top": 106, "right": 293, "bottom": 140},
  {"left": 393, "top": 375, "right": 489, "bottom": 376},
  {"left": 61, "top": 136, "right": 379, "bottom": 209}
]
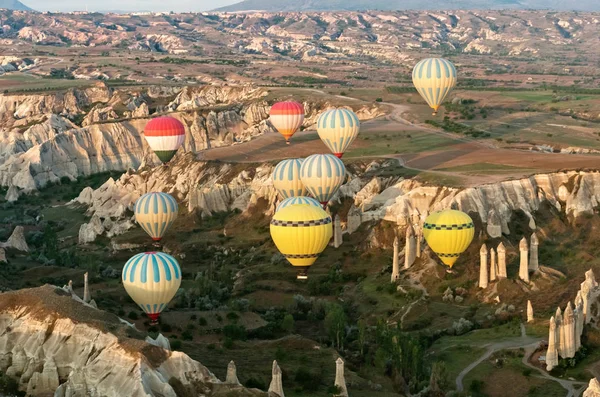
[
  {"left": 272, "top": 158, "right": 307, "bottom": 199},
  {"left": 276, "top": 196, "right": 322, "bottom": 212},
  {"left": 134, "top": 192, "right": 178, "bottom": 242},
  {"left": 300, "top": 154, "right": 346, "bottom": 207},
  {"left": 412, "top": 58, "right": 457, "bottom": 115},
  {"left": 122, "top": 252, "right": 182, "bottom": 323},
  {"left": 317, "top": 108, "right": 360, "bottom": 158}
]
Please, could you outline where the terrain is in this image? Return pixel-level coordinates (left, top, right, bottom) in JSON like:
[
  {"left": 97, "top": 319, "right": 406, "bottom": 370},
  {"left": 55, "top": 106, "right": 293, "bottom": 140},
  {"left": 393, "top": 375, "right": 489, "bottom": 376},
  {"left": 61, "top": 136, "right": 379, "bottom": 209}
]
[
  {"left": 217, "top": 0, "right": 600, "bottom": 12},
  {"left": 1, "top": 6, "right": 600, "bottom": 397},
  {"left": 0, "top": 0, "right": 31, "bottom": 11}
]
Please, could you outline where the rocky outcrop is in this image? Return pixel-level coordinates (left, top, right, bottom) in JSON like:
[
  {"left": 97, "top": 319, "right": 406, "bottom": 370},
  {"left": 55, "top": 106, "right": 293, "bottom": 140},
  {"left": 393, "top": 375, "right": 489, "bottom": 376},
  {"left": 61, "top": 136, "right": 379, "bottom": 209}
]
[
  {"left": 584, "top": 378, "right": 600, "bottom": 397},
  {"left": 75, "top": 155, "right": 600, "bottom": 245},
  {"left": 268, "top": 360, "right": 284, "bottom": 397},
  {"left": 391, "top": 236, "right": 399, "bottom": 282},
  {"left": 1, "top": 226, "right": 29, "bottom": 252},
  {"left": 0, "top": 285, "right": 267, "bottom": 397}
]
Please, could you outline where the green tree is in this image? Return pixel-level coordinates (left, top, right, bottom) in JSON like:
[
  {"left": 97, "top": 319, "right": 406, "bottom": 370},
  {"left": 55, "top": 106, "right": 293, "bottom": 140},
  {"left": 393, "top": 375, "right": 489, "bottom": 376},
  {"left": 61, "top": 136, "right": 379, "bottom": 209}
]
[
  {"left": 357, "top": 319, "right": 367, "bottom": 357},
  {"left": 281, "top": 314, "right": 295, "bottom": 333},
  {"left": 324, "top": 304, "right": 347, "bottom": 350},
  {"left": 429, "top": 361, "right": 450, "bottom": 397}
]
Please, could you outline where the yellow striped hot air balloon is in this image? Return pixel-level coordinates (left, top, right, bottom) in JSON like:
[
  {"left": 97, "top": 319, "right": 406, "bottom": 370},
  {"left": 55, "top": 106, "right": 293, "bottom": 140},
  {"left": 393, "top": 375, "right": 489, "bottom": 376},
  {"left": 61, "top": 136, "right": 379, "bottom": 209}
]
[
  {"left": 134, "top": 192, "right": 178, "bottom": 242},
  {"left": 300, "top": 154, "right": 346, "bottom": 208},
  {"left": 122, "top": 252, "right": 182, "bottom": 324},
  {"left": 317, "top": 108, "right": 360, "bottom": 158},
  {"left": 270, "top": 101, "right": 305, "bottom": 144},
  {"left": 412, "top": 58, "right": 457, "bottom": 115},
  {"left": 422, "top": 210, "right": 474, "bottom": 269},
  {"left": 270, "top": 204, "right": 332, "bottom": 279},
  {"left": 272, "top": 158, "right": 307, "bottom": 199}
]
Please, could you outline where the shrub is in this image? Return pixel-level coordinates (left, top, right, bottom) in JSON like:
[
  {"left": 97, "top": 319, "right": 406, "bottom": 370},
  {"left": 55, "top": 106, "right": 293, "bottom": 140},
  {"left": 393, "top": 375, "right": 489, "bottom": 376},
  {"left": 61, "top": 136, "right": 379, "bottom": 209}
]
[
  {"left": 244, "top": 377, "right": 266, "bottom": 390},
  {"left": 160, "top": 323, "right": 172, "bottom": 333},
  {"left": 294, "top": 367, "right": 322, "bottom": 391},
  {"left": 128, "top": 311, "right": 139, "bottom": 320},
  {"left": 181, "top": 330, "right": 193, "bottom": 341},
  {"left": 170, "top": 339, "right": 182, "bottom": 350},
  {"left": 198, "top": 317, "right": 208, "bottom": 326}
]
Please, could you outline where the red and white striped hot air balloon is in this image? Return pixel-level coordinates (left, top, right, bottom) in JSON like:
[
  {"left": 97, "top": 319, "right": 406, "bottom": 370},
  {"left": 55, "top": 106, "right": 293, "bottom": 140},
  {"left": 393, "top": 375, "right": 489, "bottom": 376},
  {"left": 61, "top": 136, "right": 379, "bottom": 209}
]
[
  {"left": 269, "top": 101, "right": 304, "bottom": 144},
  {"left": 144, "top": 117, "right": 186, "bottom": 164}
]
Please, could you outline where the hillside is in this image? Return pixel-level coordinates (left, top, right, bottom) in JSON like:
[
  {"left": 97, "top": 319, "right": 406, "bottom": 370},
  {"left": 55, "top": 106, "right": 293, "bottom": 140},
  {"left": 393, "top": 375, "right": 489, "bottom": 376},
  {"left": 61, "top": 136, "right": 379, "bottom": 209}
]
[
  {"left": 0, "top": 0, "right": 32, "bottom": 11},
  {"left": 216, "top": 0, "right": 598, "bottom": 11}
]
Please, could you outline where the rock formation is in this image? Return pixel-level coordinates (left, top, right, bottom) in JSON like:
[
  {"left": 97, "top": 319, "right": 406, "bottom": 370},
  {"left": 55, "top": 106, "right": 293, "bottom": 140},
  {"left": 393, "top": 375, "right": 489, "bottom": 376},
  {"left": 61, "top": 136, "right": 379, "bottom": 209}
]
[
  {"left": 486, "top": 208, "right": 502, "bottom": 238},
  {"left": 527, "top": 300, "right": 534, "bottom": 323},
  {"left": 391, "top": 236, "right": 400, "bottom": 282},
  {"left": 519, "top": 238, "right": 529, "bottom": 283},
  {"left": 529, "top": 233, "right": 539, "bottom": 272},
  {"left": 563, "top": 302, "right": 577, "bottom": 358},
  {"left": 416, "top": 227, "right": 422, "bottom": 258},
  {"left": 489, "top": 248, "right": 497, "bottom": 281},
  {"left": 83, "top": 272, "right": 90, "bottom": 303},
  {"left": 546, "top": 316, "right": 559, "bottom": 371},
  {"left": 584, "top": 378, "right": 600, "bottom": 397},
  {"left": 145, "top": 334, "right": 171, "bottom": 351},
  {"left": 225, "top": 361, "right": 241, "bottom": 386},
  {"left": 0, "top": 248, "right": 6, "bottom": 263},
  {"left": 334, "top": 215, "right": 343, "bottom": 248},
  {"left": 268, "top": 360, "right": 285, "bottom": 397},
  {"left": 0, "top": 285, "right": 268, "bottom": 397},
  {"left": 556, "top": 307, "right": 565, "bottom": 358},
  {"left": 479, "top": 244, "right": 488, "bottom": 289},
  {"left": 575, "top": 297, "right": 584, "bottom": 350},
  {"left": 1, "top": 226, "right": 29, "bottom": 252},
  {"left": 497, "top": 243, "right": 507, "bottom": 278},
  {"left": 404, "top": 224, "right": 416, "bottom": 270},
  {"left": 5, "top": 185, "right": 19, "bottom": 202},
  {"left": 334, "top": 357, "right": 349, "bottom": 397},
  {"left": 581, "top": 269, "right": 599, "bottom": 323}
]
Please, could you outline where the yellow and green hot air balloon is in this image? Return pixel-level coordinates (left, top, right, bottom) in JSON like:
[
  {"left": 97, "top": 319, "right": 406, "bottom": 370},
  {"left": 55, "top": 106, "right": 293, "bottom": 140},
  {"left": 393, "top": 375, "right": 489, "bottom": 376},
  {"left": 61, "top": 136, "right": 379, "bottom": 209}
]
[
  {"left": 122, "top": 252, "right": 182, "bottom": 324},
  {"left": 270, "top": 204, "right": 333, "bottom": 280},
  {"left": 412, "top": 58, "right": 457, "bottom": 115},
  {"left": 272, "top": 158, "right": 307, "bottom": 199},
  {"left": 134, "top": 192, "right": 178, "bottom": 242},
  {"left": 422, "top": 209, "right": 474, "bottom": 268},
  {"left": 300, "top": 154, "right": 346, "bottom": 208},
  {"left": 317, "top": 108, "right": 360, "bottom": 158}
]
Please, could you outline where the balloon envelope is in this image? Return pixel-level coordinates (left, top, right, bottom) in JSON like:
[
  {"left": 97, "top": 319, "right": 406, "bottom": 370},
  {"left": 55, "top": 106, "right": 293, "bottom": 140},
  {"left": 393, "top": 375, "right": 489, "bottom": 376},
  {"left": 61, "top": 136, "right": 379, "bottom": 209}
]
[
  {"left": 300, "top": 154, "right": 346, "bottom": 206},
  {"left": 270, "top": 204, "right": 332, "bottom": 279},
  {"left": 422, "top": 210, "right": 474, "bottom": 268},
  {"left": 134, "top": 192, "right": 178, "bottom": 241},
  {"left": 317, "top": 108, "right": 360, "bottom": 158},
  {"left": 276, "top": 196, "right": 322, "bottom": 212},
  {"left": 122, "top": 252, "right": 182, "bottom": 322},
  {"left": 270, "top": 101, "right": 304, "bottom": 144},
  {"left": 272, "top": 158, "right": 307, "bottom": 199},
  {"left": 144, "top": 117, "right": 186, "bottom": 163},
  {"left": 412, "top": 58, "right": 457, "bottom": 115}
]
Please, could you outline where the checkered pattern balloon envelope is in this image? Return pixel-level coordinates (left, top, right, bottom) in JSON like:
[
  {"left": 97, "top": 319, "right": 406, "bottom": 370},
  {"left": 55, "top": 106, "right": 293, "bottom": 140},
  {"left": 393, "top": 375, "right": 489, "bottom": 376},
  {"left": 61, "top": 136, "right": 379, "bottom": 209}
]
[{"left": 422, "top": 209, "right": 474, "bottom": 268}]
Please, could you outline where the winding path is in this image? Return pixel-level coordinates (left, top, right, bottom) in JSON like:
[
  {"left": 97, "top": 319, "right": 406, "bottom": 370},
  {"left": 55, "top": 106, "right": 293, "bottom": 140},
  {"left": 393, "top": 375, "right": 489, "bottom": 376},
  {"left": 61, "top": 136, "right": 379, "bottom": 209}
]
[{"left": 455, "top": 324, "right": 588, "bottom": 396}]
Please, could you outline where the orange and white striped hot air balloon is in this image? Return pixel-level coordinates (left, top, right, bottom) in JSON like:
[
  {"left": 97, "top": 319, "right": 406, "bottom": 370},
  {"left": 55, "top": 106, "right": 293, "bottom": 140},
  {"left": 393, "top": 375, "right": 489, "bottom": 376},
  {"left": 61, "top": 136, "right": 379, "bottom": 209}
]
[{"left": 269, "top": 101, "right": 304, "bottom": 144}]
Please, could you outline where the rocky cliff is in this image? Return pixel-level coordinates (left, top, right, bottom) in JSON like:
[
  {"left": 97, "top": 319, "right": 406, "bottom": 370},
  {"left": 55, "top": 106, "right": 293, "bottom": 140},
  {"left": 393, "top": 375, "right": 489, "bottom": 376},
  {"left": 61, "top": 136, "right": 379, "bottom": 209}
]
[
  {"left": 0, "top": 285, "right": 267, "bottom": 396},
  {"left": 0, "top": 85, "right": 381, "bottom": 192},
  {"left": 73, "top": 155, "right": 600, "bottom": 244}
]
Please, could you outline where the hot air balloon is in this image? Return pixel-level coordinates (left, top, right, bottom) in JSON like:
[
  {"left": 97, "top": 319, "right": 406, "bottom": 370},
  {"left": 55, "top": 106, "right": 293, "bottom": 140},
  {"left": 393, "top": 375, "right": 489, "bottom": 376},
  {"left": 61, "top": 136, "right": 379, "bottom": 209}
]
[
  {"left": 144, "top": 116, "right": 186, "bottom": 164},
  {"left": 270, "top": 204, "right": 332, "bottom": 280},
  {"left": 134, "top": 192, "right": 178, "bottom": 242},
  {"left": 269, "top": 101, "right": 305, "bottom": 144},
  {"left": 422, "top": 209, "right": 474, "bottom": 269},
  {"left": 273, "top": 158, "right": 307, "bottom": 199},
  {"left": 300, "top": 154, "right": 346, "bottom": 208},
  {"left": 317, "top": 108, "right": 360, "bottom": 158},
  {"left": 276, "top": 196, "right": 322, "bottom": 212},
  {"left": 412, "top": 58, "right": 457, "bottom": 115},
  {"left": 122, "top": 252, "right": 182, "bottom": 324}
]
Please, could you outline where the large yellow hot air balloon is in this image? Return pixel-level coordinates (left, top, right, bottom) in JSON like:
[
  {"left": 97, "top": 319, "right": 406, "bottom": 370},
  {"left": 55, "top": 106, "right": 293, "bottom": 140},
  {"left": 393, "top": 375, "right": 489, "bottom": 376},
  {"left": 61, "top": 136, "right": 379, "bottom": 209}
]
[
  {"left": 273, "top": 158, "right": 307, "bottom": 199},
  {"left": 134, "top": 192, "right": 178, "bottom": 242},
  {"left": 300, "top": 154, "right": 346, "bottom": 207},
  {"left": 422, "top": 210, "right": 474, "bottom": 268},
  {"left": 270, "top": 204, "right": 332, "bottom": 280},
  {"left": 316, "top": 108, "right": 360, "bottom": 158},
  {"left": 412, "top": 58, "right": 457, "bottom": 115},
  {"left": 122, "top": 252, "right": 182, "bottom": 324}
]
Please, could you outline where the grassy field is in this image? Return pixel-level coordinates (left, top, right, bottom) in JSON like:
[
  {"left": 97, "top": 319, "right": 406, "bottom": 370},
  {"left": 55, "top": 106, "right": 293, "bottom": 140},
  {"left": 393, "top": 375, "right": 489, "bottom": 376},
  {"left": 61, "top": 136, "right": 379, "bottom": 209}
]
[
  {"left": 436, "top": 163, "right": 537, "bottom": 175},
  {"left": 0, "top": 73, "right": 92, "bottom": 93}
]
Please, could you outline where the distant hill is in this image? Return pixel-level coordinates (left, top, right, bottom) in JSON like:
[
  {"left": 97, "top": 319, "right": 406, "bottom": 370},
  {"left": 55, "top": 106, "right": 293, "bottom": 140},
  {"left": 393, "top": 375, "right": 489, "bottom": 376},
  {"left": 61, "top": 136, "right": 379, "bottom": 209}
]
[
  {"left": 215, "top": 0, "right": 599, "bottom": 12},
  {"left": 0, "top": 0, "right": 32, "bottom": 11}
]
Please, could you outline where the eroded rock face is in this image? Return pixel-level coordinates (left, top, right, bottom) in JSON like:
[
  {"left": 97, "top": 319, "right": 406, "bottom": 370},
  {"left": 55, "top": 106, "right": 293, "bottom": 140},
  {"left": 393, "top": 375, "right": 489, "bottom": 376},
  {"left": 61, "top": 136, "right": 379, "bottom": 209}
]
[
  {"left": 74, "top": 157, "right": 600, "bottom": 244},
  {"left": 584, "top": 378, "right": 600, "bottom": 397},
  {"left": 0, "top": 285, "right": 267, "bottom": 397}
]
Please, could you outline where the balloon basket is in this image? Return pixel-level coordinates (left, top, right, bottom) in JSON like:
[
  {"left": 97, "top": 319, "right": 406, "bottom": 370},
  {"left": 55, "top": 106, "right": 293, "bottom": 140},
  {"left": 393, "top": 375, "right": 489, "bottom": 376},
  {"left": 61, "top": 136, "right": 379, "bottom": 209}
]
[
  {"left": 296, "top": 268, "right": 309, "bottom": 280},
  {"left": 286, "top": 141, "right": 290, "bottom": 145},
  {"left": 152, "top": 240, "right": 162, "bottom": 249},
  {"left": 148, "top": 313, "right": 160, "bottom": 326}
]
